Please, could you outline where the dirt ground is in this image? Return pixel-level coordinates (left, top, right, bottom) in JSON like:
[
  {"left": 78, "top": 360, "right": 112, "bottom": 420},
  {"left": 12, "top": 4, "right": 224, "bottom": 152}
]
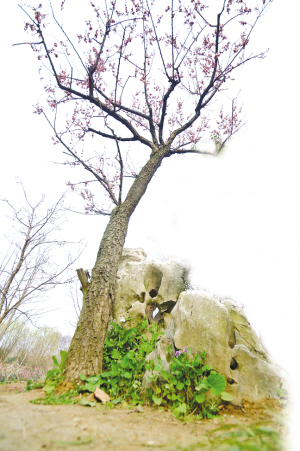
[{"left": 0, "top": 382, "right": 287, "bottom": 451}]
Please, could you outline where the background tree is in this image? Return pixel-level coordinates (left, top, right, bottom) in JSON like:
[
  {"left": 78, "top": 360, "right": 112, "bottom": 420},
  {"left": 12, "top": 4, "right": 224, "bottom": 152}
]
[
  {"left": 19, "top": 0, "right": 273, "bottom": 382},
  {"left": 0, "top": 183, "right": 78, "bottom": 341},
  {"left": 0, "top": 318, "right": 61, "bottom": 369}
]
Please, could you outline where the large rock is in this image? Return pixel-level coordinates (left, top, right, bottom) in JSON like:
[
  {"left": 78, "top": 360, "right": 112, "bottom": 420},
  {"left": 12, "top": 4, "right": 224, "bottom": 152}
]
[
  {"left": 112, "top": 248, "right": 190, "bottom": 329},
  {"left": 143, "top": 290, "right": 288, "bottom": 405},
  {"left": 112, "top": 249, "right": 288, "bottom": 405}
]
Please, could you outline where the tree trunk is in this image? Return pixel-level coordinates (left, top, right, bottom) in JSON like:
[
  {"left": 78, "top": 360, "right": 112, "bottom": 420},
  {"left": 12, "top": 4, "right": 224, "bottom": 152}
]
[{"left": 64, "top": 147, "right": 167, "bottom": 382}]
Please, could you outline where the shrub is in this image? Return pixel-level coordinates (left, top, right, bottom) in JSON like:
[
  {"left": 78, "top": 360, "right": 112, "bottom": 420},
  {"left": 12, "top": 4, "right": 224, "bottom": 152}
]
[{"left": 0, "top": 360, "right": 45, "bottom": 383}]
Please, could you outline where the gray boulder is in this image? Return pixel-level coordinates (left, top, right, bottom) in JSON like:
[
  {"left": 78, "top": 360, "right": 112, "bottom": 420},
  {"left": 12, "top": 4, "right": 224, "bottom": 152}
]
[
  {"left": 112, "top": 249, "right": 288, "bottom": 405},
  {"left": 143, "top": 290, "right": 288, "bottom": 405},
  {"left": 112, "top": 248, "right": 190, "bottom": 328}
]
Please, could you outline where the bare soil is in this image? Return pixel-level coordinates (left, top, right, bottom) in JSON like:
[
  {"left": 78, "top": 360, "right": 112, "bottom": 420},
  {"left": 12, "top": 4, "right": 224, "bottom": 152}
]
[{"left": 0, "top": 382, "right": 287, "bottom": 451}]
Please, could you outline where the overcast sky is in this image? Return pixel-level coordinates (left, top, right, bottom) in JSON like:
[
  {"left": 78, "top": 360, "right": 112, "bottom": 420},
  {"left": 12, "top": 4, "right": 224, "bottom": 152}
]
[{"left": 1, "top": 1, "right": 300, "bottom": 443}]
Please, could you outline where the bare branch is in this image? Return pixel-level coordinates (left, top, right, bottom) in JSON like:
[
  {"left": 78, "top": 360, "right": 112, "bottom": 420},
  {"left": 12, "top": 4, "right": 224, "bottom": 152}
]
[
  {"left": 43, "top": 112, "right": 119, "bottom": 205},
  {"left": 0, "top": 185, "right": 80, "bottom": 330}
]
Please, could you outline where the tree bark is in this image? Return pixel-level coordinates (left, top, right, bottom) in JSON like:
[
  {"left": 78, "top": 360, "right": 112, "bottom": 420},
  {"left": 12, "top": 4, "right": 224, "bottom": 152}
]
[{"left": 64, "top": 147, "right": 167, "bottom": 382}]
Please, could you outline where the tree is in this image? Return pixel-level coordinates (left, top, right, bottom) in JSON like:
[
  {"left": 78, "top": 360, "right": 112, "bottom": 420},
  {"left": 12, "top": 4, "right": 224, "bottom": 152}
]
[
  {"left": 0, "top": 318, "right": 61, "bottom": 370},
  {"left": 19, "top": 0, "right": 273, "bottom": 382},
  {"left": 0, "top": 183, "right": 78, "bottom": 341}
]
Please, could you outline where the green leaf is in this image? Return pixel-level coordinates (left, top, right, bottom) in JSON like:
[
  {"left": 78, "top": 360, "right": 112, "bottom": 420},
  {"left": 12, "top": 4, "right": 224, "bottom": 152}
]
[
  {"left": 166, "top": 352, "right": 172, "bottom": 363},
  {"left": 152, "top": 394, "right": 162, "bottom": 405},
  {"left": 195, "top": 393, "right": 205, "bottom": 404},
  {"left": 45, "top": 368, "right": 60, "bottom": 381},
  {"left": 51, "top": 355, "right": 59, "bottom": 368},
  {"left": 154, "top": 363, "right": 161, "bottom": 372},
  {"left": 59, "top": 350, "right": 68, "bottom": 371},
  {"left": 84, "top": 383, "right": 100, "bottom": 393},
  {"left": 121, "top": 354, "right": 130, "bottom": 368},
  {"left": 80, "top": 374, "right": 87, "bottom": 381},
  {"left": 177, "top": 394, "right": 185, "bottom": 402},
  {"left": 111, "top": 397, "right": 123, "bottom": 405},
  {"left": 221, "top": 391, "right": 233, "bottom": 402},
  {"left": 194, "top": 355, "right": 201, "bottom": 366},
  {"left": 160, "top": 370, "right": 170, "bottom": 382},
  {"left": 111, "top": 349, "right": 122, "bottom": 360},
  {"left": 178, "top": 403, "right": 187, "bottom": 413},
  {"left": 43, "top": 384, "right": 56, "bottom": 395},
  {"left": 111, "top": 361, "right": 118, "bottom": 373},
  {"left": 173, "top": 402, "right": 187, "bottom": 418},
  {"left": 176, "top": 382, "right": 184, "bottom": 390},
  {"left": 207, "top": 373, "right": 226, "bottom": 396},
  {"left": 81, "top": 398, "right": 96, "bottom": 407},
  {"left": 86, "top": 376, "right": 100, "bottom": 384},
  {"left": 201, "top": 365, "right": 212, "bottom": 373}
]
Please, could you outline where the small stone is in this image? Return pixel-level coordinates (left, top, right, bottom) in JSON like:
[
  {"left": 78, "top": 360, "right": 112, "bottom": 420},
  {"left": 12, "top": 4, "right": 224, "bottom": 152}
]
[
  {"left": 86, "top": 393, "right": 95, "bottom": 401},
  {"left": 94, "top": 387, "right": 110, "bottom": 403}
]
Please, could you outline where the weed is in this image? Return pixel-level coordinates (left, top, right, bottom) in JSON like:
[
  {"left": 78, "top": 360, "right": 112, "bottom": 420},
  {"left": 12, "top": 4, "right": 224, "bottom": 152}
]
[
  {"left": 29, "top": 350, "right": 68, "bottom": 403},
  {"left": 206, "top": 420, "right": 285, "bottom": 451},
  {"left": 79, "top": 318, "right": 163, "bottom": 404},
  {"left": 30, "top": 390, "right": 79, "bottom": 405},
  {"left": 145, "top": 346, "right": 232, "bottom": 421}
]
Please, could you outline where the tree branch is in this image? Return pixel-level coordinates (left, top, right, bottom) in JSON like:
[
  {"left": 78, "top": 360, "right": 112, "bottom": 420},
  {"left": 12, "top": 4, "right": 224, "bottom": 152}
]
[
  {"left": 44, "top": 113, "right": 119, "bottom": 205},
  {"left": 87, "top": 127, "right": 138, "bottom": 142}
]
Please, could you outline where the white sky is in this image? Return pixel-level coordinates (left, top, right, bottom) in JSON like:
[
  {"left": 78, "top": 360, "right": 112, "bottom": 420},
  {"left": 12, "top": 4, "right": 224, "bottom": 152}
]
[{"left": 1, "top": 1, "right": 300, "bottom": 445}]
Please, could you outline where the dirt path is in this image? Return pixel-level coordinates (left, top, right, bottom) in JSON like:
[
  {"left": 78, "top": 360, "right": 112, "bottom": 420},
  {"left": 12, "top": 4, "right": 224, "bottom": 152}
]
[{"left": 0, "top": 383, "right": 287, "bottom": 451}]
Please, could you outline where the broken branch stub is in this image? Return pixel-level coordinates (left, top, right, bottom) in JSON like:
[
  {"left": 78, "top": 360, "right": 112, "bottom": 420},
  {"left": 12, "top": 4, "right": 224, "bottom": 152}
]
[{"left": 76, "top": 268, "right": 90, "bottom": 304}]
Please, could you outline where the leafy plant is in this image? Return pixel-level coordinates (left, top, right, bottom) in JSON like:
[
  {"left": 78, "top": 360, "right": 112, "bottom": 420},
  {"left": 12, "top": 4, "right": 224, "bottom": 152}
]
[
  {"left": 40, "top": 350, "right": 68, "bottom": 395},
  {"left": 26, "top": 379, "right": 44, "bottom": 390},
  {"left": 28, "top": 350, "right": 68, "bottom": 400},
  {"left": 30, "top": 389, "right": 79, "bottom": 405},
  {"left": 79, "top": 319, "right": 163, "bottom": 404},
  {"left": 145, "top": 346, "right": 232, "bottom": 421}
]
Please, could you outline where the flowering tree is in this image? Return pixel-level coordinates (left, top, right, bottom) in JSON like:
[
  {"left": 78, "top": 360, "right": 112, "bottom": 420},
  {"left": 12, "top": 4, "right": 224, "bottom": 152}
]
[{"left": 19, "top": 0, "right": 272, "bottom": 382}]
